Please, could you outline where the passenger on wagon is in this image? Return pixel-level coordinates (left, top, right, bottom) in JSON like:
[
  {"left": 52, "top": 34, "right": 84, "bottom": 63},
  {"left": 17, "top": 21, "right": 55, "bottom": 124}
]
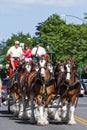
[
  {"left": 6, "top": 41, "right": 23, "bottom": 71},
  {"left": 22, "top": 44, "right": 32, "bottom": 62},
  {"left": 31, "top": 39, "right": 47, "bottom": 62}
]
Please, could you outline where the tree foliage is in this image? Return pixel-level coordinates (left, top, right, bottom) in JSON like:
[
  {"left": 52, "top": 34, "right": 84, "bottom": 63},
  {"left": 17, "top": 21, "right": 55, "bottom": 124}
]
[{"left": 35, "top": 13, "right": 87, "bottom": 72}]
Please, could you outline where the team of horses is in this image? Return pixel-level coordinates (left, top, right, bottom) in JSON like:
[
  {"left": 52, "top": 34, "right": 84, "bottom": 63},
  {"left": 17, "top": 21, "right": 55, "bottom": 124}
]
[{"left": 7, "top": 56, "right": 81, "bottom": 126}]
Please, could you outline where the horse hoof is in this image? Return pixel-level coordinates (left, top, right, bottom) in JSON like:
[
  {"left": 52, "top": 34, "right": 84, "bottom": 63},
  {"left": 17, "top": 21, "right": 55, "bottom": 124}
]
[
  {"left": 37, "top": 120, "right": 44, "bottom": 126},
  {"left": 37, "top": 122, "right": 45, "bottom": 126},
  {"left": 55, "top": 117, "right": 62, "bottom": 122},
  {"left": 43, "top": 120, "right": 49, "bottom": 125},
  {"left": 18, "top": 112, "right": 23, "bottom": 119},
  {"left": 37, "top": 119, "right": 49, "bottom": 126},
  {"left": 29, "top": 119, "right": 37, "bottom": 124},
  {"left": 25, "top": 111, "right": 31, "bottom": 119},
  {"left": 13, "top": 111, "right": 19, "bottom": 117},
  {"left": 68, "top": 120, "right": 76, "bottom": 125}
]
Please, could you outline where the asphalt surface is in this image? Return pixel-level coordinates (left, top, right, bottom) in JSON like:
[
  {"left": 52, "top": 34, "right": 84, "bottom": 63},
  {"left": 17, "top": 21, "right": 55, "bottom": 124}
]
[{"left": 0, "top": 96, "right": 87, "bottom": 130}]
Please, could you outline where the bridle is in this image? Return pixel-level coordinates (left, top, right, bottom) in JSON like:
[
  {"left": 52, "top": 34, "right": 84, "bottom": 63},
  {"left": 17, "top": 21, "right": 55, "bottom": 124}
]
[{"left": 65, "top": 59, "right": 75, "bottom": 82}]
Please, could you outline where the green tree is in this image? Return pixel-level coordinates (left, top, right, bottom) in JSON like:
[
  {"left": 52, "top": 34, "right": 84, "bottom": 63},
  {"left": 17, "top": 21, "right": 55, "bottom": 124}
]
[
  {"left": 6, "top": 32, "right": 33, "bottom": 48},
  {"left": 35, "top": 13, "right": 87, "bottom": 72}
]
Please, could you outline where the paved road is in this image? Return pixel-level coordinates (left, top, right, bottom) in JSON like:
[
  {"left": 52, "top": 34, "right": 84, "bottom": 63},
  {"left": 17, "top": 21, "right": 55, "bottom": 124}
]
[{"left": 0, "top": 96, "right": 87, "bottom": 130}]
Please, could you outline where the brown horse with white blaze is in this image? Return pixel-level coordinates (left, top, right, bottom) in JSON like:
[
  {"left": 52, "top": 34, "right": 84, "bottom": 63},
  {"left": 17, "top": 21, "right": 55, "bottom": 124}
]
[
  {"left": 27, "top": 56, "right": 56, "bottom": 125},
  {"left": 55, "top": 58, "right": 81, "bottom": 125}
]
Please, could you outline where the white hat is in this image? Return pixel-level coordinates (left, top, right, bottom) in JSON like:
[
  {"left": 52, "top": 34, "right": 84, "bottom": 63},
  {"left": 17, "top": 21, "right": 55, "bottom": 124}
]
[{"left": 15, "top": 41, "right": 20, "bottom": 44}]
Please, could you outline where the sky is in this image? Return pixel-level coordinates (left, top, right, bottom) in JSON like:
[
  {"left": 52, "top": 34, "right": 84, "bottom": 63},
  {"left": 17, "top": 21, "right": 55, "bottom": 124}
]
[{"left": 0, "top": 0, "right": 87, "bottom": 42}]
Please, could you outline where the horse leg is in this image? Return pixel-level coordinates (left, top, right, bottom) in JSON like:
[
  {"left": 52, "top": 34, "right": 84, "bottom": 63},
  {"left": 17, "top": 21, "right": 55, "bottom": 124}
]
[
  {"left": 18, "top": 96, "right": 28, "bottom": 119},
  {"left": 36, "top": 95, "right": 49, "bottom": 125},
  {"left": 24, "top": 97, "right": 31, "bottom": 120},
  {"left": 45, "top": 95, "right": 57, "bottom": 120},
  {"left": 54, "top": 100, "right": 67, "bottom": 122},
  {"left": 45, "top": 95, "right": 55, "bottom": 107},
  {"left": 68, "top": 104, "right": 76, "bottom": 125},
  {"left": 68, "top": 95, "right": 77, "bottom": 125},
  {"left": 47, "top": 98, "right": 58, "bottom": 120},
  {"left": 14, "top": 92, "right": 19, "bottom": 101},
  {"left": 13, "top": 86, "right": 19, "bottom": 101},
  {"left": 29, "top": 93, "right": 36, "bottom": 124},
  {"left": 37, "top": 105, "right": 49, "bottom": 125},
  {"left": 54, "top": 100, "right": 63, "bottom": 121},
  {"left": 12, "top": 87, "right": 20, "bottom": 116},
  {"left": 57, "top": 98, "right": 67, "bottom": 122}
]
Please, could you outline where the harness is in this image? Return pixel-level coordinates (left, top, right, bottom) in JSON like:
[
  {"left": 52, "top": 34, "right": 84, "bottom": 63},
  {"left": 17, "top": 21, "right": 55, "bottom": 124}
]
[
  {"left": 32, "top": 47, "right": 39, "bottom": 62},
  {"left": 60, "top": 72, "right": 81, "bottom": 108}
]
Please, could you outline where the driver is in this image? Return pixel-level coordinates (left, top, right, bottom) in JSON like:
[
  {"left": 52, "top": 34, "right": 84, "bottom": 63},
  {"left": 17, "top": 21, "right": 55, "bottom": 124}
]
[{"left": 31, "top": 39, "right": 47, "bottom": 62}]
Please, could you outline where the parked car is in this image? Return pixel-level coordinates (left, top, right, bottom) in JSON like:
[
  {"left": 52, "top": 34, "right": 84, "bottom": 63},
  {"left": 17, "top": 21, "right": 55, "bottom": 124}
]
[
  {"left": 2, "top": 78, "right": 9, "bottom": 101},
  {"left": 79, "top": 83, "right": 85, "bottom": 97},
  {"left": 81, "top": 79, "right": 87, "bottom": 95}
]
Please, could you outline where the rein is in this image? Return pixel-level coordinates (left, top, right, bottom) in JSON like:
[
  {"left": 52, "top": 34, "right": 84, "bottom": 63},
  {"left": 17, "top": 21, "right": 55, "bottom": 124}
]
[
  {"left": 39, "top": 66, "right": 55, "bottom": 87},
  {"left": 36, "top": 65, "right": 55, "bottom": 103}
]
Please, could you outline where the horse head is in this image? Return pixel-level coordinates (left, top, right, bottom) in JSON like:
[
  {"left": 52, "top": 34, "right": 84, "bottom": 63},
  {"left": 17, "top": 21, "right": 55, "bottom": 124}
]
[
  {"left": 47, "top": 61, "right": 54, "bottom": 74},
  {"left": 38, "top": 56, "right": 47, "bottom": 78},
  {"left": 55, "top": 59, "right": 66, "bottom": 86},
  {"left": 25, "top": 61, "right": 32, "bottom": 73},
  {"left": 64, "top": 57, "right": 75, "bottom": 84}
]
